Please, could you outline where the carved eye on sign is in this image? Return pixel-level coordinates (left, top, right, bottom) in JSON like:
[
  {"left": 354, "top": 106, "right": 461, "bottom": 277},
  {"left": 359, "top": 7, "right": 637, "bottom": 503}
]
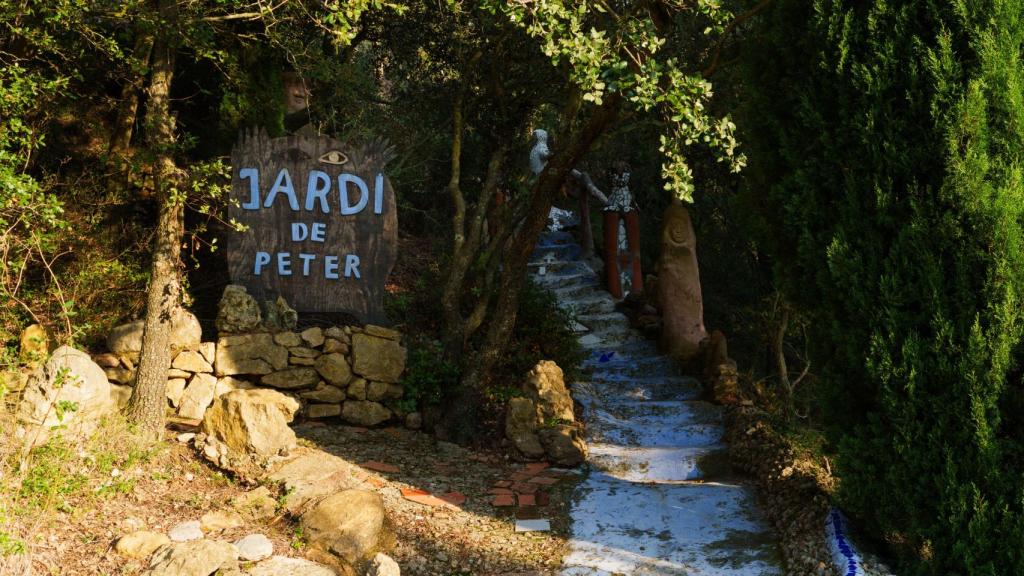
[{"left": 319, "top": 150, "right": 349, "bottom": 165}]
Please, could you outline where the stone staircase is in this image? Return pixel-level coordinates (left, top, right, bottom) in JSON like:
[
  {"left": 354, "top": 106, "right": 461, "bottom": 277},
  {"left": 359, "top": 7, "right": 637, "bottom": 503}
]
[{"left": 529, "top": 229, "right": 782, "bottom": 576}]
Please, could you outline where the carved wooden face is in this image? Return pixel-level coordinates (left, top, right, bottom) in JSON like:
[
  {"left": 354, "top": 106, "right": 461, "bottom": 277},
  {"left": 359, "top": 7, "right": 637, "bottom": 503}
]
[{"left": 283, "top": 73, "right": 311, "bottom": 114}]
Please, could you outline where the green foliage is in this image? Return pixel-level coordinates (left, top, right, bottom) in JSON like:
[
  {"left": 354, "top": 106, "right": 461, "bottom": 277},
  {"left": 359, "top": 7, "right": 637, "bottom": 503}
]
[
  {"left": 398, "top": 338, "right": 458, "bottom": 412},
  {"left": 507, "top": 279, "right": 585, "bottom": 383},
  {"left": 742, "top": 0, "right": 1024, "bottom": 572}
]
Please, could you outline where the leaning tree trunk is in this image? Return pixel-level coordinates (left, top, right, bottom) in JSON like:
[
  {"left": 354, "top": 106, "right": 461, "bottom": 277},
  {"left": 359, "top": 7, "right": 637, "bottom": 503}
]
[
  {"left": 442, "top": 97, "right": 622, "bottom": 443},
  {"left": 126, "top": 2, "right": 182, "bottom": 438}
]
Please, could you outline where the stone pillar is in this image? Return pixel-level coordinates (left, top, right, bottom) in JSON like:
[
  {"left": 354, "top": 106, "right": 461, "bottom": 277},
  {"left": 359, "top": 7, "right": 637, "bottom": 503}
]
[{"left": 656, "top": 202, "right": 707, "bottom": 361}]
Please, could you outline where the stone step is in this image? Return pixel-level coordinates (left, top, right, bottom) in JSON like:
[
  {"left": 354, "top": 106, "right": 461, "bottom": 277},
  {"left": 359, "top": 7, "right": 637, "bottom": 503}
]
[
  {"left": 532, "top": 271, "right": 599, "bottom": 290},
  {"left": 572, "top": 377, "right": 704, "bottom": 404},
  {"left": 582, "top": 353, "right": 679, "bottom": 378},
  {"left": 562, "top": 473, "right": 782, "bottom": 576},
  {"left": 587, "top": 443, "right": 731, "bottom": 483},
  {"left": 536, "top": 230, "right": 576, "bottom": 246},
  {"left": 575, "top": 312, "right": 632, "bottom": 334},
  {"left": 560, "top": 294, "right": 617, "bottom": 316},
  {"left": 527, "top": 259, "right": 593, "bottom": 276},
  {"left": 584, "top": 401, "right": 724, "bottom": 447},
  {"left": 531, "top": 243, "right": 582, "bottom": 264},
  {"left": 553, "top": 282, "right": 604, "bottom": 302}
]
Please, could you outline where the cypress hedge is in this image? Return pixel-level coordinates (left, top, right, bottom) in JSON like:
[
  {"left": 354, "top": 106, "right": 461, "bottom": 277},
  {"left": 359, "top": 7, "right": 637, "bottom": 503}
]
[{"left": 740, "top": 1, "right": 1024, "bottom": 573}]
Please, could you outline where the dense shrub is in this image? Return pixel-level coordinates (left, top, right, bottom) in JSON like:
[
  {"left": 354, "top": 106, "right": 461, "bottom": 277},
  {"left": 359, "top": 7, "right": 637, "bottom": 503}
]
[{"left": 741, "top": 0, "right": 1024, "bottom": 573}]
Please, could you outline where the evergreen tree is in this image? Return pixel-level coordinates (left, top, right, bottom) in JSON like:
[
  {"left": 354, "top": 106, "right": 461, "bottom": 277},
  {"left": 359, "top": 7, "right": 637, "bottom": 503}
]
[{"left": 742, "top": 0, "right": 1024, "bottom": 572}]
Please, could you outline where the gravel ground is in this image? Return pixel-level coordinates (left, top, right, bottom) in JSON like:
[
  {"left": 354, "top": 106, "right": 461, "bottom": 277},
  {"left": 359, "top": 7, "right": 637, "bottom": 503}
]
[{"left": 294, "top": 422, "right": 577, "bottom": 576}]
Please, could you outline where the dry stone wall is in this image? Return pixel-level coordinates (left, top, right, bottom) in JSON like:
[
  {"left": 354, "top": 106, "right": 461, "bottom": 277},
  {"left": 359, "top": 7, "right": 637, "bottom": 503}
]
[{"left": 102, "top": 313, "right": 408, "bottom": 428}]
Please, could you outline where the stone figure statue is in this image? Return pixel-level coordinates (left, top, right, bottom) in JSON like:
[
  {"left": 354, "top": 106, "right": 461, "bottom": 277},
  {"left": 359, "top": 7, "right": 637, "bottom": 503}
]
[
  {"left": 602, "top": 161, "right": 643, "bottom": 298},
  {"left": 656, "top": 201, "right": 706, "bottom": 361},
  {"left": 530, "top": 129, "right": 551, "bottom": 176}
]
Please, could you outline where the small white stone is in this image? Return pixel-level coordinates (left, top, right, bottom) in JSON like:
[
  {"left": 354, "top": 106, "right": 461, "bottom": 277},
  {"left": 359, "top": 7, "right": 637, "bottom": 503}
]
[
  {"left": 177, "top": 432, "right": 196, "bottom": 444},
  {"left": 233, "top": 533, "right": 273, "bottom": 561},
  {"left": 184, "top": 472, "right": 194, "bottom": 482},
  {"left": 367, "top": 552, "right": 401, "bottom": 576},
  {"left": 168, "top": 520, "right": 203, "bottom": 542}
]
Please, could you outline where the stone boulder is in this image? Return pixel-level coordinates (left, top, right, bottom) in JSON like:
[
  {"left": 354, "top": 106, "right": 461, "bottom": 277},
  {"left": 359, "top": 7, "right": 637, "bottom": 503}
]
[
  {"left": 504, "top": 397, "right": 545, "bottom": 459},
  {"left": 246, "top": 556, "right": 337, "bottom": 576},
  {"left": 19, "top": 324, "right": 50, "bottom": 368},
  {"left": 341, "top": 400, "right": 392, "bottom": 427},
  {"left": 538, "top": 424, "right": 587, "bottom": 467},
  {"left": 17, "top": 345, "right": 117, "bottom": 446},
  {"left": 116, "top": 531, "right": 170, "bottom": 559},
  {"left": 262, "top": 296, "right": 298, "bottom": 331},
  {"left": 522, "top": 360, "right": 573, "bottom": 423},
  {"left": 107, "top": 308, "right": 202, "bottom": 357},
  {"left": 142, "top": 539, "right": 239, "bottom": 576},
  {"left": 261, "top": 367, "right": 320, "bottom": 390},
  {"left": 300, "top": 489, "right": 393, "bottom": 566},
  {"left": 177, "top": 373, "right": 217, "bottom": 420},
  {"left": 216, "top": 285, "right": 262, "bottom": 333},
  {"left": 351, "top": 333, "right": 405, "bottom": 383},
  {"left": 267, "top": 450, "right": 356, "bottom": 514},
  {"left": 215, "top": 333, "right": 288, "bottom": 376},
  {"left": 198, "top": 388, "right": 300, "bottom": 473},
  {"left": 315, "top": 353, "right": 352, "bottom": 387},
  {"left": 367, "top": 553, "right": 401, "bottom": 576}
]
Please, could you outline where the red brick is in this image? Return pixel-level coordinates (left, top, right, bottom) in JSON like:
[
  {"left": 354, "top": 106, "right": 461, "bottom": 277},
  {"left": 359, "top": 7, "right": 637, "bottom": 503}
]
[
  {"left": 440, "top": 491, "right": 466, "bottom": 506},
  {"left": 401, "top": 488, "right": 448, "bottom": 507},
  {"left": 524, "top": 462, "right": 550, "bottom": 474},
  {"left": 361, "top": 461, "right": 400, "bottom": 473},
  {"left": 528, "top": 475, "right": 558, "bottom": 485},
  {"left": 517, "top": 494, "right": 536, "bottom": 506},
  {"left": 489, "top": 487, "right": 514, "bottom": 495},
  {"left": 510, "top": 472, "right": 533, "bottom": 482},
  {"left": 536, "top": 490, "right": 550, "bottom": 506},
  {"left": 491, "top": 494, "right": 515, "bottom": 507},
  {"left": 512, "top": 482, "right": 539, "bottom": 494}
]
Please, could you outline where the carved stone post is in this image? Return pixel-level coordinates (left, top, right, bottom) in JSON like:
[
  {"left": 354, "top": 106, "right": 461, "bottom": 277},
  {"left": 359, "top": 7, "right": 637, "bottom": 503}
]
[{"left": 656, "top": 202, "right": 707, "bottom": 361}]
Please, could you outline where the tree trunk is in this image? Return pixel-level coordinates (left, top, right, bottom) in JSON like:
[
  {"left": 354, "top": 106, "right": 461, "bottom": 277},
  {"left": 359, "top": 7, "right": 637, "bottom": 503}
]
[
  {"left": 440, "top": 97, "right": 622, "bottom": 443},
  {"left": 126, "top": 1, "right": 182, "bottom": 439}
]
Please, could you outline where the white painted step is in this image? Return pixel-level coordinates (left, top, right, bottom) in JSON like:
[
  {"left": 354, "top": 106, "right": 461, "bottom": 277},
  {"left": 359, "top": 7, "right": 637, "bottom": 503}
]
[
  {"left": 587, "top": 443, "right": 728, "bottom": 482},
  {"left": 585, "top": 403, "right": 724, "bottom": 447},
  {"left": 562, "top": 473, "right": 782, "bottom": 575}
]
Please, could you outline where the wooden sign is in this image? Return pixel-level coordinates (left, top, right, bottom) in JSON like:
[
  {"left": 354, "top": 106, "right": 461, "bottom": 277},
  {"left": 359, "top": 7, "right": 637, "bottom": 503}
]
[{"left": 227, "top": 128, "right": 397, "bottom": 324}]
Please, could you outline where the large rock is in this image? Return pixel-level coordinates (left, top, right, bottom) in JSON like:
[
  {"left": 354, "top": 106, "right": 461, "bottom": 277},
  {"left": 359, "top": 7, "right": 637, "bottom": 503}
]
[
  {"left": 17, "top": 346, "right": 116, "bottom": 445},
  {"left": 116, "top": 531, "right": 170, "bottom": 559},
  {"left": 300, "top": 490, "right": 393, "bottom": 565},
  {"left": 341, "top": 400, "right": 392, "bottom": 427},
  {"left": 262, "top": 296, "right": 298, "bottom": 331},
  {"left": 367, "top": 553, "right": 401, "bottom": 576},
  {"left": 19, "top": 324, "right": 50, "bottom": 368},
  {"left": 215, "top": 333, "right": 288, "bottom": 376},
  {"left": 314, "top": 353, "right": 352, "bottom": 386},
  {"left": 199, "top": 389, "right": 300, "bottom": 472},
  {"left": 301, "top": 382, "right": 346, "bottom": 403},
  {"left": 108, "top": 309, "right": 202, "bottom": 355},
  {"left": 143, "top": 539, "right": 239, "bottom": 576},
  {"left": 177, "top": 373, "right": 217, "bottom": 420},
  {"left": 351, "top": 334, "right": 405, "bottom": 383},
  {"left": 246, "top": 556, "right": 336, "bottom": 576},
  {"left": 538, "top": 424, "right": 587, "bottom": 467},
  {"left": 261, "top": 367, "right": 320, "bottom": 390},
  {"left": 216, "top": 284, "right": 262, "bottom": 333},
  {"left": 504, "top": 397, "right": 545, "bottom": 459},
  {"left": 234, "top": 533, "right": 273, "bottom": 561},
  {"left": 522, "top": 360, "right": 573, "bottom": 423},
  {"left": 267, "top": 450, "right": 356, "bottom": 514},
  {"left": 655, "top": 203, "right": 707, "bottom": 362},
  {"left": 172, "top": 350, "right": 212, "bottom": 373}
]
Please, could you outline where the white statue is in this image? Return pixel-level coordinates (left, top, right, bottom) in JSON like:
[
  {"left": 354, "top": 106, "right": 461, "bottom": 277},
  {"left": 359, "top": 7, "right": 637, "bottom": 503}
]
[{"left": 530, "top": 129, "right": 551, "bottom": 175}]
